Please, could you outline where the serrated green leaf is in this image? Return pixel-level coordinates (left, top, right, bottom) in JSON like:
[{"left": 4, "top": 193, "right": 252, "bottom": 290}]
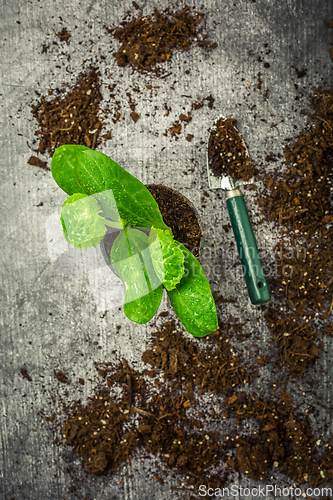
[
  {"left": 111, "top": 228, "right": 163, "bottom": 324},
  {"left": 148, "top": 227, "right": 185, "bottom": 291},
  {"left": 61, "top": 193, "right": 107, "bottom": 248},
  {"left": 167, "top": 244, "right": 218, "bottom": 337}
]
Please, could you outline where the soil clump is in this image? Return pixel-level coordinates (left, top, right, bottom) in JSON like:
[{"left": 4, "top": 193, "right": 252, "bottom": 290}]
[
  {"left": 109, "top": 5, "right": 217, "bottom": 75},
  {"left": 31, "top": 68, "right": 104, "bottom": 158},
  {"left": 207, "top": 117, "right": 256, "bottom": 181},
  {"left": 27, "top": 155, "right": 49, "bottom": 170},
  {"left": 147, "top": 184, "right": 203, "bottom": 256}
]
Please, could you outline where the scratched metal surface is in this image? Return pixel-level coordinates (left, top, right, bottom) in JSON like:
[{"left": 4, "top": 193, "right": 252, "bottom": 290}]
[{"left": 1, "top": 0, "right": 333, "bottom": 498}]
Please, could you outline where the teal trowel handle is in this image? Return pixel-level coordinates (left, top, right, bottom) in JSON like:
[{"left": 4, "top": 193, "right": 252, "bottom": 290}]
[{"left": 226, "top": 189, "right": 271, "bottom": 305}]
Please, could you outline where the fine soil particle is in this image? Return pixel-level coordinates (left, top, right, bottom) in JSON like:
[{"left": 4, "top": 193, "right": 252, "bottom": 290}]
[
  {"left": 20, "top": 368, "right": 32, "bottom": 381},
  {"left": 31, "top": 67, "right": 103, "bottom": 157},
  {"left": 147, "top": 184, "right": 203, "bottom": 257},
  {"left": 54, "top": 370, "right": 70, "bottom": 384},
  {"left": 165, "top": 95, "right": 215, "bottom": 139},
  {"left": 109, "top": 5, "right": 217, "bottom": 75},
  {"left": 27, "top": 156, "right": 49, "bottom": 170},
  {"left": 207, "top": 117, "right": 256, "bottom": 181},
  {"left": 130, "top": 111, "right": 140, "bottom": 123},
  {"left": 56, "top": 27, "right": 71, "bottom": 44},
  {"left": 270, "top": 237, "right": 333, "bottom": 318}
]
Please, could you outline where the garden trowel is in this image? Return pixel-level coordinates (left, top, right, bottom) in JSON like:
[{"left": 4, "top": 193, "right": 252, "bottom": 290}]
[{"left": 207, "top": 116, "right": 271, "bottom": 305}]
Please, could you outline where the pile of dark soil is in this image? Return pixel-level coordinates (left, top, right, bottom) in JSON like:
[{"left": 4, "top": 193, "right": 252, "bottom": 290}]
[
  {"left": 54, "top": 370, "right": 70, "bottom": 384},
  {"left": 56, "top": 318, "right": 247, "bottom": 492},
  {"left": 207, "top": 117, "right": 256, "bottom": 181},
  {"left": 49, "top": 317, "right": 333, "bottom": 497},
  {"left": 56, "top": 27, "right": 71, "bottom": 44},
  {"left": 270, "top": 236, "right": 333, "bottom": 318},
  {"left": 258, "top": 88, "right": 333, "bottom": 373},
  {"left": 109, "top": 5, "right": 217, "bottom": 75},
  {"left": 225, "top": 389, "right": 333, "bottom": 486},
  {"left": 147, "top": 184, "right": 203, "bottom": 256},
  {"left": 31, "top": 67, "right": 104, "bottom": 158},
  {"left": 259, "top": 88, "right": 333, "bottom": 236}
]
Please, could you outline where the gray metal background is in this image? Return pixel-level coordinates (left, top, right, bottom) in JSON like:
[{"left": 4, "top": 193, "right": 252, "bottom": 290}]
[{"left": 1, "top": 0, "right": 333, "bottom": 498}]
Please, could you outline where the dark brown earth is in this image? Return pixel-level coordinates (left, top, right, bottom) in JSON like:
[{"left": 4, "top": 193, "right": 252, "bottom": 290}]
[
  {"left": 109, "top": 5, "right": 217, "bottom": 75},
  {"left": 207, "top": 117, "right": 257, "bottom": 181},
  {"left": 258, "top": 87, "right": 333, "bottom": 373},
  {"left": 31, "top": 67, "right": 104, "bottom": 158},
  {"left": 51, "top": 315, "right": 333, "bottom": 496},
  {"left": 147, "top": 184, "right": 203, "bottom": 257}
]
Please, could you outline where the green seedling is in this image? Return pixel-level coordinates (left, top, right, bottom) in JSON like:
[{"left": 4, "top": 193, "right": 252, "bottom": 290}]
[{"left": 51, "top": 144, "right": 218, "bottom": 336}]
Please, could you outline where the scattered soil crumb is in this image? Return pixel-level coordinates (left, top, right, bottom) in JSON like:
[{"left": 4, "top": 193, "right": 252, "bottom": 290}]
[
  {"left": 27, "top": 156, "right": 49, "bottom": 170},
  {"left": 54, "top": 370, "right": 70, "bottom": 384},
  {"left": 56, "top": 27, "right": 71, "bottom": 44},
  {"left": 20, "top": 368, "right": 32, "bottom": 381},
  {"left": 165, "top": 95, "right": 214, "bottom": 139},
  {"left": 130, "top": 111, "right": 140, "bottom": 122}
]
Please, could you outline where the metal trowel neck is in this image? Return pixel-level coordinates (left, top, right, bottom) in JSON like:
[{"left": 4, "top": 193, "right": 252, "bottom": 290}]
[{"left": 221, "top": 175, "right": 237, "bottom": 191}]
